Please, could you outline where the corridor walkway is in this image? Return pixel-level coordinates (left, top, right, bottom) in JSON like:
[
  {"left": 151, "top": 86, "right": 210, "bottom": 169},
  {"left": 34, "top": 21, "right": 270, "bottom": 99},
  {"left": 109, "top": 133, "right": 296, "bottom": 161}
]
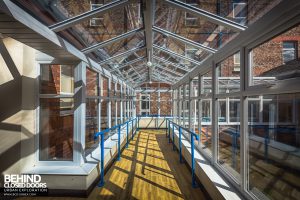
[
  {"left": 92, "top": 129, "right": 207, "bottom": 200},
  {"left": 20, "top": 129, "right": 207, "bottom": 200}
]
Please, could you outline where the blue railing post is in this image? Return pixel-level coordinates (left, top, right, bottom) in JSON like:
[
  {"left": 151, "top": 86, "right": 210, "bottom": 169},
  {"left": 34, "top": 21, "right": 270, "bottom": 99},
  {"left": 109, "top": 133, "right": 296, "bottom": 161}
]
[
  {"left": 117, "top": 126, "right": 121, "bottom": 161},
  {"left": 131, "top": 120, "right": 134, "bottom": 139},
  {"left": 179, "top": 127, "right": 183, "bottom": 163},
  {"left": 98, "top": 132, "right": 105, "bottom": 187},
  {"left": 172, "top": 123, "right": 175, "bottom": 151},
  {"left": 191, "top": 134, "right": 199, "bottom": 188},
  {"left": 166, "top": 119, "right": 168, "bottom": 137},
  {"left": 232, "top": 130, "right": 237, "bottom": 169},
  {"left": 169, "top": 121, "right": 171, "bottom": 143},
  {"left": 264, "top": 126, "right": 269, "bottom": 162},
  {"left": 126, "top": 121, "right": 129, "bottom": 148}
]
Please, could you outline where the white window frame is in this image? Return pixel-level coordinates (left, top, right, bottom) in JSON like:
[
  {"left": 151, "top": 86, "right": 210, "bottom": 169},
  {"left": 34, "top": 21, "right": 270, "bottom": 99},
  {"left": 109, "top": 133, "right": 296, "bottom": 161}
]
[
  {"left": 90, "top": 3, "right": 104, "bottom": 27},
  {"left": 282, "top": 41, "right": 297, "bottom": 63},
  {"left": 140, "top": 94, "right": 150, "bottom": 115}
]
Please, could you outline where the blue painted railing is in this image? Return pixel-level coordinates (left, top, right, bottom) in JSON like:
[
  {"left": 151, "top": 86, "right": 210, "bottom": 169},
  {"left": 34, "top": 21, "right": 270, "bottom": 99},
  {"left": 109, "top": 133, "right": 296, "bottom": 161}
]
[
  {"left": 166, "top": 119, "right": 199, "bottom": 188},
  {"left": 94, "top": 117, "right": 137, "bottom": 187}
]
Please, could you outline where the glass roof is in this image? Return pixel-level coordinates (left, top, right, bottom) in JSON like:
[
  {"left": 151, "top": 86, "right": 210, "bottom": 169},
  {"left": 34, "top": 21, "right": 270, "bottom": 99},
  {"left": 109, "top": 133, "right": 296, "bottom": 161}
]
[{"left": 11, "top": 0, "right": 282, "bottom": 88}]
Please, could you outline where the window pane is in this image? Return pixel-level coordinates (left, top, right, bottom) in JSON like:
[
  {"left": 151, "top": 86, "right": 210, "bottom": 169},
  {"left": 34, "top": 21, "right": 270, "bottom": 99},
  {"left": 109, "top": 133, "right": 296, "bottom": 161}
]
[
  {"left": 218, "top": 97, "right": 240, "bottom": 178},
  {"left": 250, "top": 24, "right": 300, "bottom": 86},
  {"left": 111, "top": 100, "right": 116, "bottom": 127},
  {"left": 200, "top": 99, "right": 212, "bottom": 154},
  {"left": 40, "top": 65, "right": 60, "bottom": 94},
  {"left": 85, "top": 99, "right": 99, "bottom": 155},
  {"left": 39, "top": 98, "right": 74, "bottom": 161},
  {"left": 248, "top": 93, "right": 300, "bottom": 200},
  {"left": 218, "top": 52, "right": 240, "bottom": 94},
  {"left": 60, "top": 65, "right": 74, "bottom": 94},
  {"left": 86, "top": 68, "right": 98, "bottom": 96},
  {"left": 229, "top": 98, "right": 240, "bottom": 122},
  {"left": 101, "top": 100, "right": 109, "bottom": 131}
]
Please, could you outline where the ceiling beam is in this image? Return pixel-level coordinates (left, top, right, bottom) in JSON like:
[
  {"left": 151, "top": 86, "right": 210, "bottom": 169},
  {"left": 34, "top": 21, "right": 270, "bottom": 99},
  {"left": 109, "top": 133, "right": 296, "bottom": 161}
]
[
  {"left": 143, "top": 0, "right": 155, "bottom": 63},
  {"left": 49, "top": 0, "right": 129, "bottom": 32},
  {"left": 153, "top": 55, "right": 189, "bottom": 72},
  {"left": 98, "top": 45, "right": 146, "bottom": 65},
  {"left": 110, "top": 56, "right": 146, "bottom": 72},
  {"left": 163, "top": 0, "right": 247, "bottom": 32},
  {"left": 153, "top": 44, "right": 202, "bottom": 66},
  {"left": 82, "top": 27, "right": 144, "bottom": 54},
  {"left": 153, "top": 64, "right": 184, "bottom": 76},
  {"left": 153, "top": 26, "right": 217, "bottom": 53}
]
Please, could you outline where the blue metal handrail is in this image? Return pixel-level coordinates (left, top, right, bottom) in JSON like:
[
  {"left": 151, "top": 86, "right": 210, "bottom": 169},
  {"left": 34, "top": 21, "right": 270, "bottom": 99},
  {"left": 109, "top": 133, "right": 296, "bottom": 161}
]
[
  {"left": 166, "top": 119, "right": 199, "bottom": 188},
  {"left": 94, "top": 117, "right": 137, "bottom": 187}
]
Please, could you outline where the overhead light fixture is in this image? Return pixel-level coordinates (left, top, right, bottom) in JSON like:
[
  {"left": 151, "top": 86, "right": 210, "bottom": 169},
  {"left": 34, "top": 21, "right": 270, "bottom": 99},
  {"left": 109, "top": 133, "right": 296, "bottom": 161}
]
[{"left": 147, "top": 61, "right": 152, "bottom": 67}]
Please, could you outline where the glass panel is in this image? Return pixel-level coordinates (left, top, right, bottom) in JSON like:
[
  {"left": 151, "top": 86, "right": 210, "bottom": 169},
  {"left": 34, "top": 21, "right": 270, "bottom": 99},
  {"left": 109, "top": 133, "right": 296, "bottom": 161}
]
[
  {"left": 101, "top": 76, "right": 109, "bottom": 97},
  {"left": 101, "top": 100, "right": 109, "bottom": 131},
  {"left": 229, "top": 97, "right": 240, "bottom": 122},
  {"left": 39, "top": 98, "right": 74, "bottom": 161},
  {"left": 218, "top": 97, "right": 240, "bottom": 178},
  {"left": 86, "top": 68, "right": 99, "bottom": 96},
  {"left": 248, "top": 93, "right": 300, "bottom": 200},
  {"left": 218, "top": 53, "right": 240, "bottom": 94},
  {"left": 85, "top": 99, "right": 99, "bottom": 154},
  {"left": 40, "top": 65, "right": 60, "bottom": 94},
  {"left": 111, "top": 100, "right": 116, "bottom": 127},
  {"left": 60, "top": 65, "right": 74, "bottom": 94},
  {"left": 202, "top": 70, "right": 212, "bottom": 94},
  {"left": 250, "top": 24, "right": 300, "bottom": 86},
  {"left": 201, "top": 99, "right": 212, "bottom": 154}
]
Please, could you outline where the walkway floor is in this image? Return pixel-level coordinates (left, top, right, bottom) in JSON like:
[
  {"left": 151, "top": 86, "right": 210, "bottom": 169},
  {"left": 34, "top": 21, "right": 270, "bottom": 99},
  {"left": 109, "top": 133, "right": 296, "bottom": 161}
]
[
  {"left": 92, "top": 129, "right": 207, "bottom": 200},
  {"left": 20, "top": 129, "right": 208, "bottom": 200}
]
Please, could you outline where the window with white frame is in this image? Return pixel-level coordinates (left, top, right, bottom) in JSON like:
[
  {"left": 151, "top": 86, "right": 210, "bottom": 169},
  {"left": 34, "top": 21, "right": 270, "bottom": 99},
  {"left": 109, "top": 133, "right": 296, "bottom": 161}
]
[
  {"left": 233, "top": 52, "right": 240, "bottom": 72},
  {"left": 282, "top": 41, "right": 297, "bottom": 63},
  {"left": 233, "top": 2, "right": 247, "bottom": 25},
  {"left": 90, "top": 1, "right": 104, "bottom": 27},
  {"left": 140, "top": 94, "right": 150, "bottom": 115},
  {"left": 185, "top": 0, "right": 198, "bottom": 26}
]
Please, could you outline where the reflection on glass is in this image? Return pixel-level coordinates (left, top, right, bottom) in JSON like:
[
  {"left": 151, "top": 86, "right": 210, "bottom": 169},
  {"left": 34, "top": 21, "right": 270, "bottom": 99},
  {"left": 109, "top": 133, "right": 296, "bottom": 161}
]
[
  {"left": 85, "top": 99, "right": 98, "bottom": 155},
  {"left": 248, "top": 93, "right": 300, "bottom": 200},
  {"left": 218, "top": 53, "right": 240, "bottom": 94},
  {"left": 218, "top": 97, "right": 241, "bottom": 178},
  {"left": 39, "top": 98, "right": 74, "bottom": 161},
  {"left": 250, "top": 24, "right": 300, "bottom": 86}
]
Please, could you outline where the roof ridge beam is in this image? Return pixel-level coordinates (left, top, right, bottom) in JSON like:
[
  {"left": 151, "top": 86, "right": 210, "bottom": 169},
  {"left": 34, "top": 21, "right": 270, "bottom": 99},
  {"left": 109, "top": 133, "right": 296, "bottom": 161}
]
[
  {"left": 49, "top": 0, "right": 129, "bottom": 32},
  {"left": 163, "top": 0, "right": 247, "bottom": 32},
  {"left": 153, "top": 26, "right": 217, "bottom": 53},
  {"left": 153, "top": 44, "right": 201, "bottom": 65},
  {"left": 82, "top": 27, "right": 144, "bottom": 54}
]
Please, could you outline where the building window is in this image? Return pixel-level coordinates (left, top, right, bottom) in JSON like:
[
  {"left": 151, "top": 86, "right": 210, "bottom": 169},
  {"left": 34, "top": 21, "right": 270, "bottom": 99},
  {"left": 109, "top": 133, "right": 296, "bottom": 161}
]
[
  {"left": 282, "top": 41, "right": 297, "bottom": 63},
  {"left": 90, "top": 2, "right": 104, "bottom": 27},
  {"left": 233, "top": 53, "right": 240, "bottom": 72},
  {"left": 233, "top": 2, "right": 247, "bottom": 25},
  {"left": 39, "top": 65, "right": 74, "bottom": 161},
  {"left": 140, "top": 94, "right": 150, "bottom": 115},
  {"left": 185, "top": 1, "right": 197, "bottom": 27}
]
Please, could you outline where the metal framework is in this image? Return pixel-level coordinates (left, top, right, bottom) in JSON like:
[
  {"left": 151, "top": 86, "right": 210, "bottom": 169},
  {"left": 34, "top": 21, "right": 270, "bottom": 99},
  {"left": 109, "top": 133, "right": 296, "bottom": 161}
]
[
  {"left": 98, "top": 46, "right": 146, "bottom": 65},
  {"left": 110, "top": 56, "right": 146, "bottom": 72},
  {"left": 153, "top": 26, "right": 217, "bottom": 54},
  {"left": 49, "top": 0, "right": 129, "bottom": 32},
  {"left": 153, "top": 44, "right": 202, "bottom": 66},
  {"left": 82, "top": 27, "right": 144, "bottom": 54},
  {"left": 153, "top": 55, "right": 189, "bottom": 72},
  {"left": 163, "top": 0, "right": 247, "bottom": 32}
]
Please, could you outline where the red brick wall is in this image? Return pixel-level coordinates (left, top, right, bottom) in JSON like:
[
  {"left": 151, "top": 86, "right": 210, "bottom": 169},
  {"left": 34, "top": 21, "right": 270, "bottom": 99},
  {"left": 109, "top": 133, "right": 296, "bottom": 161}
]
[{"left": 136, "top": 92, "right": 172, "bottom": 115}]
